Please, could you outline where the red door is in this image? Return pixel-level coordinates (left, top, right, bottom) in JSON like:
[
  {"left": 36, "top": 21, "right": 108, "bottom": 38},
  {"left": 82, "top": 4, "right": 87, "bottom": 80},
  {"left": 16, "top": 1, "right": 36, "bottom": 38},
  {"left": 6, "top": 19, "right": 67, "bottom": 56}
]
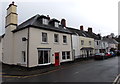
[{"left": 55, "top": 52, "right": 60, "bottom": 66}]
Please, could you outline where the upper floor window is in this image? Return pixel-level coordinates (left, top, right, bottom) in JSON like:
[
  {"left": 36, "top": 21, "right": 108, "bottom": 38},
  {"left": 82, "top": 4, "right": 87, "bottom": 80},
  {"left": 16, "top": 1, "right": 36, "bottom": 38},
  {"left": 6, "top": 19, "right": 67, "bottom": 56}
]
[
  {"left": 89, "top": 41, "right": 91, "bottom": 45},
  {"left": 55, "top": 22, "right": 59, "bottom": 27},
  {"left": 81, "top": 40, "right": 84, "bottom": 45},
  {"left": 42, "top": 32, "right": 47, "bottom": 42},
  {"left": 63, "top": 35, "right": 67, "bottom": 43},
  {"left": 97, "top": 41, "right": 99, "bottom": 45},
  {"left": 42, "top": 18, "right": 48, "bottom": 25},
  {"left": 54, "top": 34, "right": 59, "bottom": 43}
]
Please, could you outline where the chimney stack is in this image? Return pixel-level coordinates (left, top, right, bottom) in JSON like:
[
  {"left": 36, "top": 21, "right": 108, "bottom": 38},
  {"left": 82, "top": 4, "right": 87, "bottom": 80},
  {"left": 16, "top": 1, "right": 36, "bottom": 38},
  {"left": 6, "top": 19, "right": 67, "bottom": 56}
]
[
  {"left": 80, "top": 25, "right": 83, "bottom": 31},
  {"left": 6, "top": 1, "right": 18, "bottom": 29},
  {"left": 88, "top": 27, "right": 92, "bottom": 33},
  {"left": 61, "top": 19, "right": 66, "bottom": 27},
  {"left": 47, "top": 15, "right": 50, "bottom": 20}
]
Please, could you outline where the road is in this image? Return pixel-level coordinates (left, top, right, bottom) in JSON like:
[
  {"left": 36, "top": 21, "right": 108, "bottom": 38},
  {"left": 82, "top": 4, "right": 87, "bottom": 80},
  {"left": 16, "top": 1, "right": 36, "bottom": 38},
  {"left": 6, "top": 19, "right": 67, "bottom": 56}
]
[{"left": 2, "top": 56, "right": 119, "bottom": 82}]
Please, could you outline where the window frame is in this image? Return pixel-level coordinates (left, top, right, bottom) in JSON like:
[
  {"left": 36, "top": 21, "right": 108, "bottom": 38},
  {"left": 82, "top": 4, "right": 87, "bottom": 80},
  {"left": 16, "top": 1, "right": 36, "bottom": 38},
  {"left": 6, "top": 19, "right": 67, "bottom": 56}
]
[
  {"left": 38, "top": 49, "right": 50, "bottom": 65},
  {"left": 63, "top": 35, "right": 67, "bottom": 44},
  {"left": 62, "top": 51, "right": 70, "bottom": 60},
  {"left": 81, "top": 40, "right": 84, "bottom": 45},
  {"left": 89, "top": 41, "right": 92, "bottom": 45},
  {"left": 54, "top": 22, "right": 59, "bottom": 27},
  {"left": 42, "top": 32, "right": 48, "bottom": 43},
  {"left": 42, "top": 18, "right": 48, "bottom": 25},
  {"left": 54, "top": 34, "right": 59, "bottom": 43},
  {"left": 22, "top": 51, "right": 26, "bottom": 63}
]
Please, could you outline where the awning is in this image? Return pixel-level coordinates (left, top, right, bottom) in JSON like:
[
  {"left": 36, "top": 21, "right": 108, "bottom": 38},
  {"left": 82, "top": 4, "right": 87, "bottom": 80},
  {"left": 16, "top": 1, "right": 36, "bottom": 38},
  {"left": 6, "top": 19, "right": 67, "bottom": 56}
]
[{"left": 80, "top": 47, "right": 94, "bottom": 50}]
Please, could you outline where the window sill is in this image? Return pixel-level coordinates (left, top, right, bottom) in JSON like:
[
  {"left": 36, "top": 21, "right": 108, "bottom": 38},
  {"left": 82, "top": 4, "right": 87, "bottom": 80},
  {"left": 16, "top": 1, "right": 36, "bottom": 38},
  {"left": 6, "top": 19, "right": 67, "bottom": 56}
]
[
  {"left": 54, "top": 42, "right": 59, "bottom": 44},
  {"left": 63, "top": 43, "right": 67, "bottom": 45},
  {"left": 38, "top": 63, "right": 51, "bottom": 66},
  {"left": 41, "top": 42, "right": 49, "bottom": 44}
]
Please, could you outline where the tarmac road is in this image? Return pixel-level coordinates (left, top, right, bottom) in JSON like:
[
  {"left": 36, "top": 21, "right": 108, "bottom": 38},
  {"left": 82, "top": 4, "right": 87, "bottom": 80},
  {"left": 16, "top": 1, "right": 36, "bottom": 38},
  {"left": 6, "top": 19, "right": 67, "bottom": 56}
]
[{"left": 2, "top": 56, "right": 119, "bottom": 83}]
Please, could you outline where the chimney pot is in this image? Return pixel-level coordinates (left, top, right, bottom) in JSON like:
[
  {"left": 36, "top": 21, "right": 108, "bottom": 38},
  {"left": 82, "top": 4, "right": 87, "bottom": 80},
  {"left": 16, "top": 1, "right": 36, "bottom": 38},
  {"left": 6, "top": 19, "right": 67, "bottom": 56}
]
[
  {"left": 88, "top": 27, "right": 92, "bottom": 33},
  {"left": 47, "top": 15, "right": 50, "bottom": 20},
  {"left": 80, "top": 25, "right": 83, "bottom": 30},
  {"left": 12, "top": 1, "right": 14, "bottom": 4},
  {"left": 61, "top": 19, "right": 66, "bottom": 27}
]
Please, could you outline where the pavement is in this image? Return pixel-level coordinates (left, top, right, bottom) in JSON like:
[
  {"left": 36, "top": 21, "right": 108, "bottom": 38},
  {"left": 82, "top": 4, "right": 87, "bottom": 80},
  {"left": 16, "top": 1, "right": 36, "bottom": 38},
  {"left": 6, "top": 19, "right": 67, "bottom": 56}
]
[{"left": 2, "top": 58, "right": 92, "bottom": 76}]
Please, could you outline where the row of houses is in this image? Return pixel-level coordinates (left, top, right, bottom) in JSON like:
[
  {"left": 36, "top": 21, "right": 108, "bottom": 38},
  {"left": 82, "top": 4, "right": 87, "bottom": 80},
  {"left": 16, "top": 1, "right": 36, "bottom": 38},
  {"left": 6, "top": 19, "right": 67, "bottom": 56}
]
[{"left": 0, "top": 2, "right": 119, "bottom": 67}]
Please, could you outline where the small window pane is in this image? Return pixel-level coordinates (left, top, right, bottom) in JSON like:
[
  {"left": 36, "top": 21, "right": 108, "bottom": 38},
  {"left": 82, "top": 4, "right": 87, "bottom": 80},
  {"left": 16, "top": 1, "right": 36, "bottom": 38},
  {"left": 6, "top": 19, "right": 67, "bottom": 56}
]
[
  {"left": 81, "top": 40, "right": 84, "bottom": 45},
  {"left": 62, "top": 52, "right": 66, "bottom": 59},
  {"left": 67, "top": 52, "right": 70, "bottom": 59},
  {"left": 89, "top": 41, "right": 91, "bottom": 45},
  {"left": 54, "top": 34, "right": 59, "bottom": 42},
  {"left": 42, "top": 18, "right": 48, "bottom": 25},
  {"left": 22, "top": 51, "right": 26, "bottom": 62},
  {"left": 55, "top": 22, "right": 59, "bottom": 27},
  {"left": 63, "top": 36, "right": 67, "bottom": 43},
  {"left": 42, "top": 32, "right": 47, "bottom": 42}
]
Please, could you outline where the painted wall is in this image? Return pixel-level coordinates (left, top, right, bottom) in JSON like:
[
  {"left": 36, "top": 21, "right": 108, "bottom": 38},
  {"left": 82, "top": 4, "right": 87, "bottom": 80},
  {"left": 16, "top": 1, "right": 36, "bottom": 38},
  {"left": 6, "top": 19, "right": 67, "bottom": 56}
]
[
  {"left": 28, "top": 27, "right": 73, "bottom": 67},
  {"left": 72, "top": 35, "right": 94, "bottom": 59},
  {"left": 0, "top": 37, "right": 2, "bottom": 62},
  {"left": 2, "top": 25, "right": 16, "bottom": 64},
  {"left": 72, "top": 35, "right": 80, "bottom": 59},
  {"left": 13, "top": 28, "right": 28, "bottom": 66}
]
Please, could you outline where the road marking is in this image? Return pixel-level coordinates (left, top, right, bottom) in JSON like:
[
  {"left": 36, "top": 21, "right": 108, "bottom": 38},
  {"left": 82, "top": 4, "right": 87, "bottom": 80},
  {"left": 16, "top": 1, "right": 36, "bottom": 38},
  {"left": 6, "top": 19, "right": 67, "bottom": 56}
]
[{"left": 113, "top": 74, "right": 120, "bottom": 84}]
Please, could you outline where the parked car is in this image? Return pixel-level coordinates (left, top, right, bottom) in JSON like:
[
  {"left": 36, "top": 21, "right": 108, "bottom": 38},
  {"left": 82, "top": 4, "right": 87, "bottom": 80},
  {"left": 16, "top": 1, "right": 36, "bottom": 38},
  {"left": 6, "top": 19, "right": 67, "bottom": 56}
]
[
  {"left": 110, "top": 51, "right": 116, "bottom": 57},
  {"left": 94, "top": 53, "right": 105, "bottom": 60},
  {"left": 105, "top": 52, "right": 111, "bottom": 58}
]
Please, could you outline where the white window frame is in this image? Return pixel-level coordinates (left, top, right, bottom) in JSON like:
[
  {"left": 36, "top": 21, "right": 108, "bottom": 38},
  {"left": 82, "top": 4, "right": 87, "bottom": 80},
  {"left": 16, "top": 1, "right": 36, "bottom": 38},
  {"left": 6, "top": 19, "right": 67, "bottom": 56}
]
[
  {"left": 42, "top": 18, "right": 48, "bottom": 25},
  {"left": 55, "top": 22, "right": 59, "bottom": 27},
  {"left": 62, "top": 51, "right": 70, "bottom": 60},
  {"left": 38, "top": 49, "right": 51, "bottom": 65},
  {"left": 22, "top": 51, "right": 26, "bottom": 63},
  {"left": 42, "top": 32, "right": 48, "bottom": 43},
  {"left": 54, "top": 34, "right": 59, "bottom": 43},
  {"left": 63, "top": 35, "right": 67, "bottom": 44}
]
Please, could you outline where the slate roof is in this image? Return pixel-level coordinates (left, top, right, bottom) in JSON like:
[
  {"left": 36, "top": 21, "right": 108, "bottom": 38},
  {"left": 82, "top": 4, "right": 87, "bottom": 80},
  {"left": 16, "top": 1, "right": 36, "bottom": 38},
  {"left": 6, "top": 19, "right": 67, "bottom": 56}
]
[
  {"left": 12, "top": 14, "right": 72, "bottom": 34},
  {"left": 103, "top": 38, "right": 118, "bottom": 44},
  {"left": 66, "top": 27, "right": 91, "bottom": 38},
  {"left": 85, "top": 31, "right": 101, "bottom": 40}
]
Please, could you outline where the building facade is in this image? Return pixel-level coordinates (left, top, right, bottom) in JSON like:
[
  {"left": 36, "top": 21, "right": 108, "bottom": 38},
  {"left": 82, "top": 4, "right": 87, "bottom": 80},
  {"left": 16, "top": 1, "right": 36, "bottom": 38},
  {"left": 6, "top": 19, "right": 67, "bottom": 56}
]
[
  {"left": 2, "top": 2, "right": 73, "bottom": 67},
  {"left": 67, "top": 26, "right": 95, "bottom": 59}
]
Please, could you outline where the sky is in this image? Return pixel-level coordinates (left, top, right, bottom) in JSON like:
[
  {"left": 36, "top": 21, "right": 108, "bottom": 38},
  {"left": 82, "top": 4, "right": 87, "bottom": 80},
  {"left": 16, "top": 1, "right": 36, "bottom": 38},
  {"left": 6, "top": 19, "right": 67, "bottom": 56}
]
[{"left": 0, "top": 0, "right": 119, "bottom": 36}]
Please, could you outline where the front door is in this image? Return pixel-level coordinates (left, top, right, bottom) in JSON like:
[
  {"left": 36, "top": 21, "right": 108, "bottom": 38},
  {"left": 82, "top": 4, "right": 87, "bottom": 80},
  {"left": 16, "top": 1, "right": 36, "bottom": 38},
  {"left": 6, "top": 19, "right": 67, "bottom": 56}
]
[{"left": 55, "top": 52, "right": 60, "bottom": 66}]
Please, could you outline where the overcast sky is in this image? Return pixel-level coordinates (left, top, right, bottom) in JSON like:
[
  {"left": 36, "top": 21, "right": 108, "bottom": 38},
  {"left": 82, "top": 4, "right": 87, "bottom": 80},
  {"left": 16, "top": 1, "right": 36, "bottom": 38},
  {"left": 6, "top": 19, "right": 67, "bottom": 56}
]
[{"left": 0, "top": 0, "right": 119, "bottom": 36}]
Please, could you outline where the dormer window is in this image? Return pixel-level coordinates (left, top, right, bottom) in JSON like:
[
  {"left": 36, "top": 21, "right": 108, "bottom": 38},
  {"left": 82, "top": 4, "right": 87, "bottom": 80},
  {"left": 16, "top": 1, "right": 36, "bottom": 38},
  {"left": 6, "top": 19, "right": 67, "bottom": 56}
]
[
  {"left": 55, "top": 22, "right": 59, "bottom": 27},
  {"left": 42, "top": 18, "right": 48, "bottom": 25}
]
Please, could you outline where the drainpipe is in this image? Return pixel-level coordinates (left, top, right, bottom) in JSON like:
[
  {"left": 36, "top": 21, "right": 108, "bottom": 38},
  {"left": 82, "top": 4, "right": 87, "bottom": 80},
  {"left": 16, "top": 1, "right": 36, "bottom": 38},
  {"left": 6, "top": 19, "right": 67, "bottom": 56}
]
[{"left": 27, "top": 27, "right": 30, "bottom": 67}]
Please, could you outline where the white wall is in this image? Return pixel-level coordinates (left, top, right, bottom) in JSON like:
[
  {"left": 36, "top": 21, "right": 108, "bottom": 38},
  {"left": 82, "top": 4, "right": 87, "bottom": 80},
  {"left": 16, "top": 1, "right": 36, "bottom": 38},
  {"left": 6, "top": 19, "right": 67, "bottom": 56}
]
[
  {"left": 0, "top": 37, "right": 2, "bottom": 62},
  {"left": 3, "top": 25, "right": 16, "bottom": 64},
  {"left": 13, "top": 28, "right": 28, "bottom": 66},
  {"left": 72, "top": 35, "right": 80, "bottom": 59},
  {"left": 28, "top": 27, "right": 73, "bottom": 67}
]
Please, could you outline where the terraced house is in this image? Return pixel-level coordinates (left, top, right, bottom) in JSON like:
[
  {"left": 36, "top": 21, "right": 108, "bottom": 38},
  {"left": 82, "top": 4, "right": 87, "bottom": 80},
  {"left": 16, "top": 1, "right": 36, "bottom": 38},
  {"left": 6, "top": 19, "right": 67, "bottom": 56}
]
[
  {"left": 67, "top": 26, "right": 95, "bottom": 59},
  {"left": 2, "top": 2, "right": 73, "bottom": 67}
]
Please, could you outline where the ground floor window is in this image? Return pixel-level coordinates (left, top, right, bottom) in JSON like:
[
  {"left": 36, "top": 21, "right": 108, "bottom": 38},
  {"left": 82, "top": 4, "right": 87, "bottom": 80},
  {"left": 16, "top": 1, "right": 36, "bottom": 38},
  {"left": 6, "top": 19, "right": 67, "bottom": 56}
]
[
  {"left": 62, "top": 51, "right": 70, "bottom": 60},
  {"left": 22, "top": 51, "right": 26, "bottom": 62},
  {"left": 38, "top": 49, "right": 50, "bottom": 64},
  {"left": 80, "top": 50, "right": 93, "bottom": 58}
]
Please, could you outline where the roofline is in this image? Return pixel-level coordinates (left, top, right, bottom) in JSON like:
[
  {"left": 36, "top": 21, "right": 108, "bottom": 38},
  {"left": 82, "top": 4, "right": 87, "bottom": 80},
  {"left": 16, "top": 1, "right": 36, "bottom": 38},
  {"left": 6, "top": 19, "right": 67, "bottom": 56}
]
[{"left": 12, "top": 25, "right": 72, "bottom": 34}]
